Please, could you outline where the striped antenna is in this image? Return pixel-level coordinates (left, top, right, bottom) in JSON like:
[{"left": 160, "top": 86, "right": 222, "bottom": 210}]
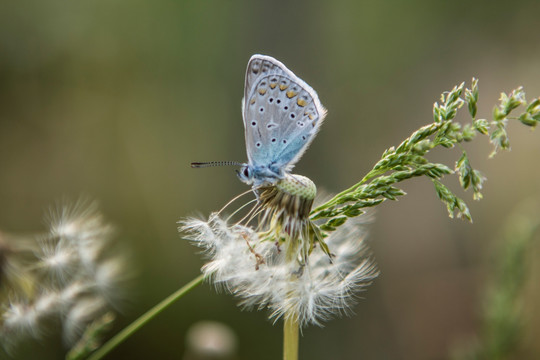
[{"left": 191, "top": 161, "right": 243, "bottom": 168}]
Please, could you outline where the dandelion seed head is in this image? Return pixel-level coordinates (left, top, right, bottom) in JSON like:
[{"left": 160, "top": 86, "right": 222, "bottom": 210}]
[
  {"left": 257, "top": 174, "right": 316, "bottom": 244},
  {"left": 1, "top": 200, "right": 129, "bottom": 353},
  {"left": 180, "top": 174, "right": 378, "bottom": 327}
]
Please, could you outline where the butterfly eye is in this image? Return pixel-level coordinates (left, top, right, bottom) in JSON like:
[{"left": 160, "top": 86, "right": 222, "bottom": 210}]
[{"left": 243, "top": 167, "right": 250, "bottom": 178}]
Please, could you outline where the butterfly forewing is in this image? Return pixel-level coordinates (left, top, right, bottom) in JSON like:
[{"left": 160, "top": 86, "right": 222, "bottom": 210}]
[{"left": 242, "top": 55, "right": 326, "bottom": 174}]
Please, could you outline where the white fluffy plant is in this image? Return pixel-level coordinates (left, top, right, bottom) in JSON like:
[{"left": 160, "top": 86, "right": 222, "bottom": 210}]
[
  {"left": 182, "top": 175, "right": 378, "bottom": 326},
  {"left": 0, "top": 201, "right": 128, "bottom": 360},
  {"left": 88, "top": 79, "right": 539, "bottom": 360},
  {"left": 181, "top": 174, "right": 379, "bottom": 360}
]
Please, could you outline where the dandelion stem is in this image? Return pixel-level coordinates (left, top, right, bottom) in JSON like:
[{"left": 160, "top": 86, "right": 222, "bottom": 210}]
[
  {"left": 283, "top": 315, "right": 299, "bottom": 360},
  {"left": 87, "top": 274, "right": 204, "bottom": 360}
]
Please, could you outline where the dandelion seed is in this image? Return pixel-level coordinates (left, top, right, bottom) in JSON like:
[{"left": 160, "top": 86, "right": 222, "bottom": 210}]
[
  {"left": 2, "top": 301, "right": 40, "bottom": 338},
  {"left": 92, "top": 258, "right": 129, "bottom": 306},
  {"left": 47, "top": 200, "right": 115, "bottom": 272},
  {"left": 180, "top": 174, "right": 378, "bottom": 326},
  {"left": 34, "top": 236, "right": 78, "bottom": 284},
  {"left": 59, "top": 281, "right": 88, "bottom": 306},
  {"left": 33, "top": 290, "right": 62, "bottom": 318},
  {"left": 63, "top": 296, "right": 107, "bottom": 344}
]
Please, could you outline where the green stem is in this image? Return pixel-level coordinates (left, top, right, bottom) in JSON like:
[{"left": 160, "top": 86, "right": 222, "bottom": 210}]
[
  {"left": 312, "top": 122, "right": 447, "bottom": 215},
  {"left": 311, "top": 175, "right": 370, "bottom": 213},
  {"left": 283, "top": 316, "right": 299, "bottom": 360},
  {"left": 87, "top": 274, "right": 205, "bottom": 360}
]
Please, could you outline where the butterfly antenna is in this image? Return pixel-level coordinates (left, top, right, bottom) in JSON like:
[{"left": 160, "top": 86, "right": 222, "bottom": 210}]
[{"left": 191, "top": 161, "right": 243, "bottom": 168}]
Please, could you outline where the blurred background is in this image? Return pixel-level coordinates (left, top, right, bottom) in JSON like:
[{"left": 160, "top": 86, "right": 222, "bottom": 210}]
[{"left": 1, "top": 0, "right": 539, "bottom": 359}]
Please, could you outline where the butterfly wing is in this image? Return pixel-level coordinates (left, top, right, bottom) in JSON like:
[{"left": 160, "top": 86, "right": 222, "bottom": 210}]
[{"left": 242, "top": 55, "right": 327, "bottom": 177}]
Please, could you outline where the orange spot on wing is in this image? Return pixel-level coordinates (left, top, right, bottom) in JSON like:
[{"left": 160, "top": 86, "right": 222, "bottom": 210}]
[{"left": 286, "top": 91, "right": 297, "bottom": 98}]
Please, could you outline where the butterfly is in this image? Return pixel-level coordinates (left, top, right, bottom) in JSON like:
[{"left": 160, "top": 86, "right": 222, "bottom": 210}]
[{"left": 192, "top": 55, "right": 326, "bottom": 190}]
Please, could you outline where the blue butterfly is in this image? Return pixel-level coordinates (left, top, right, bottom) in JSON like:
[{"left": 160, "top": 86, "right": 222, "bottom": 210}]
[{"left": 193, "top": 55, "right": 326, "bottom": 190}]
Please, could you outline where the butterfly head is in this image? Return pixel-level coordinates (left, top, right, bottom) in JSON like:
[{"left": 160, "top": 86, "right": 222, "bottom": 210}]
[
  {"left": 237, "top": 163, "right": 284, "bottom": 188},
  {"left": 237, "top": 164, "right": 254, "bottom": 185}
]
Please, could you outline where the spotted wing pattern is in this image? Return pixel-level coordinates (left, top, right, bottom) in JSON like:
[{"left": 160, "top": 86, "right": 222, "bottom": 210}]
[{"left": 242, "top": 55, "right": 327, "bottom": 180}]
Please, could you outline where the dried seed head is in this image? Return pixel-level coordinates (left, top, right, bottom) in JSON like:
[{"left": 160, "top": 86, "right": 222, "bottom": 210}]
[
  {"left": 258, "top": 174, "right": 316, "bottom": 222},
  {"left": 0, "top": 201, "right": 128, "bottom": 353},
  {"left": 180, "top": 174, "right": 378, "bottom": 326}
]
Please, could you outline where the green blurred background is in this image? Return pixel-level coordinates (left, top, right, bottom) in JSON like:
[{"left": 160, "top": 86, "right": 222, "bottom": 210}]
[{"left": 1, "top": 0, "right": 539, "bottom": 359}]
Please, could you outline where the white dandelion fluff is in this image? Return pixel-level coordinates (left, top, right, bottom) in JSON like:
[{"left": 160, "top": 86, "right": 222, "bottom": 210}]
[
  {"left": 63, "top": 296, "right": 108, "bottom": 344},
  {"left": 3, "top": 300, "right": 42, "bottom": 340},
  {"left": 180, "top": 174, "right": 378, "bottom": 327},
  {"left": 34, "top": 235, "right": 78, "bottom": 284},
  {"left": 0, "top": 200, "right": 129, "bottom": 354}
]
